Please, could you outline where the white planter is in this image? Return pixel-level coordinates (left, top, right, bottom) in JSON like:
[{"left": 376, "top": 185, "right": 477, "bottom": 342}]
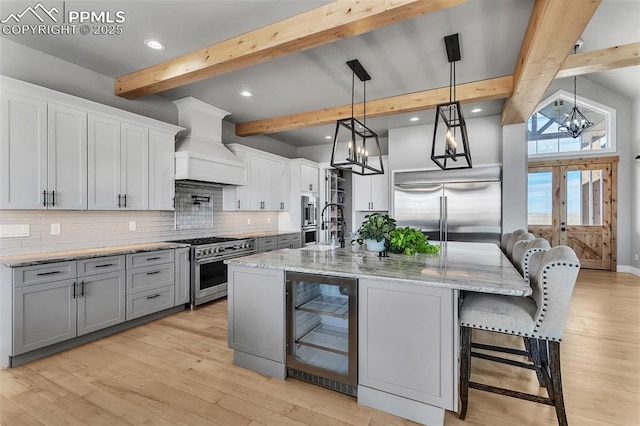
[{"left": 365, "top": 238, "right": 385, "bottom": 252}]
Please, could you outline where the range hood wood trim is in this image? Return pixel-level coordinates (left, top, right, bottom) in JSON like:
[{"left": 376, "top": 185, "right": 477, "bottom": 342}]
[{"left": 175, "top": 152, "right": 247, "bottom": 186}]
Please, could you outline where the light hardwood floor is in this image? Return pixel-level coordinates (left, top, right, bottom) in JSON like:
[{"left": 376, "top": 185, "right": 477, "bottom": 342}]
[{"left": 1, "top": 270, "right": 638, "bottom": 425}]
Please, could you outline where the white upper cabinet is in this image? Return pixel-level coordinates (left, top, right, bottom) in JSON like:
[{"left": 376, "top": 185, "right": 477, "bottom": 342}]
[
  {"left": 271, "top": 160, "right": 290, "bottom": 211},
  {"left": 148, "top": 130, "right": 175, "bottom": 211},
  {"left": 353, "top": 157, "right": 389, "bottom": 211},
  {"left": 0, "top": 91, "right": 87, "bottom": 210},
  {"left": 0, "top": 93, "right": 48, "bottom": 209},
  {"left": 223, "top": 145, "right": 291, "bottom": 211},
  {"left": 300, "top": 163, "right": 319, "bottom": 194},
  {"left": 121, "top": 123, "right": 149, "bottom": 210},
  {"left": 0, "top": 76, "right": 182, "bottom": 211}
]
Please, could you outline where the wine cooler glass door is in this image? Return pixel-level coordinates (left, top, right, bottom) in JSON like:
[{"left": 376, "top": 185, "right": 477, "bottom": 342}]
[{"left": 286, "top": 272, "right": 357, "bottom": 388}]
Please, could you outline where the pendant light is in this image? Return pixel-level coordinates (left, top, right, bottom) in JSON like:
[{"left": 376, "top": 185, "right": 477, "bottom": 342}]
[
  {"left": 330, "top": 59, "right": 384, "bottom": 176},
  {"left": 559, "top": 41, "right": 593, "bottom": 139},
  {"left": 431, "top": 34, "right": 472, "bottom": 170}
]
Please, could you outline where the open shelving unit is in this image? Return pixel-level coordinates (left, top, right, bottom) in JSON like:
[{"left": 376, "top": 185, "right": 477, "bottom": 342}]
[{"left": 320, "top": 168, "right": 346, "bottom": 244}]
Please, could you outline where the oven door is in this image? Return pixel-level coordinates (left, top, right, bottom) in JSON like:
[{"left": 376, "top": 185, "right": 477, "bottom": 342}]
[
  {"left": 195, "top": 257, "right": 228, "bottom": 302},
  {"left": 302, "top": 227, "right": 317, "bottom": 245}
]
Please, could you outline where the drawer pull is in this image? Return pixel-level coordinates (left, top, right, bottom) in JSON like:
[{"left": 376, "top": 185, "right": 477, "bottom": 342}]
[
  {"left": 94, "top": 263, "right": 114, "bottom": 268},
  {"left": 146, "top": 257, "right": 161, "bottom": 261},
  {"left": 80, "top": 281, "right": 85, "bottom": 297},
  {"left": 146, "top": 294, "right": 161, "bottom": 299},
  {"left": 146, "top": 271, "right": 161, "bottom": 275},
  {"left": 36, "top": 270, "right": 62, "bottom": 276}
]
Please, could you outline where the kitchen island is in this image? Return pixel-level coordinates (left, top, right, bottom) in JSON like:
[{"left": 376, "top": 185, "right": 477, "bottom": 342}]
[{"left": 225, "top": 242, "right": 529, "bottom": 425}]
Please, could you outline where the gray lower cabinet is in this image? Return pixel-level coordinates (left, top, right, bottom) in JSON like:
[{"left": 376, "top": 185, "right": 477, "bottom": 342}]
[
  {"left": 257, "top": 236, "right": 278, "bottom": 253},
  {"left": 13, "top": 278, "right": 77, "bottom": 355},
  {"left": 125, "top": 250, "right": 176, "bottom": 320},
  {"left": 228, "top": 265, "right": 285, "bottom": 378},
  {"left": 174, "top": 247, "right": 190, "bottom": 306},
  {"left": 358, "top": 278, "right": 457, "bottom": 410},
  {"left": 277, "top": 233, "right": 301, "bottom": 249},
  {"left": 77, "top": 271, "right": 126, "bottom": 336}
]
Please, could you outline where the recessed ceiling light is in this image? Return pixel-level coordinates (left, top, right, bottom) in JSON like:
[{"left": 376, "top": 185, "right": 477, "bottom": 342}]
[
  {"left": 409, "top": 117, "right": 420, "bottom": 122},
  {"left": 144, "top": 39, "right": 165, "bottom": 50},
  {"left": 470, "top": 108, "right": 483, "bottom": 113},
  {"left": 325, "top": 135, "right": 332, "bottom": 139},
  {"left": 240, "top": 91, "right": 253, "bottom": 97}
]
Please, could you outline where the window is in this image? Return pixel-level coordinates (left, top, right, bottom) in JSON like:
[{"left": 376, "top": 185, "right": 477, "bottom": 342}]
[{"left": 527, "top": 90, "right": 615, "bottom": 158}]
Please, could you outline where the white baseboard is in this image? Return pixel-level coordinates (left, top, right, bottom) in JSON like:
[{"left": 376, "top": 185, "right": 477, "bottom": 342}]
[{"left": 616, "top": 265, "right": 640, "bottom": 277}]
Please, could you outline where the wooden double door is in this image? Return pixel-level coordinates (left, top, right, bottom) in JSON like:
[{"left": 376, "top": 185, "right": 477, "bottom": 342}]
[{"left": 528, "top": 156, "right": 618, "bottom": 270}]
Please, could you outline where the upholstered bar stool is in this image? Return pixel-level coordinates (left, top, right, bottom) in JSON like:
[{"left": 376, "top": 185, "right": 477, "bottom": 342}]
[
  {"left": 459, "top": 246, "right": 580, "bottom": 426},
  {"left": 501, "top": 228, "right": 526, "bottom": 254},
  {"left": 505, "top": 230, "right": 532, "bottom": 261},
  {"left": 513, "top": 238, "right": 552, "bottom": 282},
  {"left": 510, "top": 233, "right": 535, "bottom": 266}
]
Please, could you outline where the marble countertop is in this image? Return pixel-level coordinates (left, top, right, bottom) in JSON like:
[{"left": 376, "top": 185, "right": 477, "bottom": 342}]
[
  {"left": 1, "top": 242, "right": 190, "bottom": 268},
  {"left": 225, "top": 241, "right": 531, "bottom": 296},
  {"left": 229, "top": 230, "right": 300, "bottom": 239}
]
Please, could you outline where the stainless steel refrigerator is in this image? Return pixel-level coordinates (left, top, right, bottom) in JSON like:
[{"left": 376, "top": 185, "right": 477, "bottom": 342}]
[{"left": 393, "top": 166, "right": 502, "bottom": 244}]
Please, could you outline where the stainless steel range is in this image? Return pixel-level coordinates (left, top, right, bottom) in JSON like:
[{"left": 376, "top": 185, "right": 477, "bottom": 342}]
[{"left": 167, "top": 236, "right": 255, "bottom": 308}]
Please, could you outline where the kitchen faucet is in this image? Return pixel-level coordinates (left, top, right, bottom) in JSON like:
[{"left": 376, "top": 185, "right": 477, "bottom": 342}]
[{"left": 320, "top": 203, "right": 346, "bottom": 248}]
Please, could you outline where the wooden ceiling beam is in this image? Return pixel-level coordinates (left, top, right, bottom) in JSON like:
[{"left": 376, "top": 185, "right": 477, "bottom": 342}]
[
  {"left": 501, "top": 0, "right": 601, "bottom": 125},
  {"left": 235, "top": 76, "right": 513, "bottom": 136},
  {"left": 556, "top": 41, "right": 640, "bottom": 79},
  {"left": 114, "top": 0, "right": 467, "bottom": 99}
]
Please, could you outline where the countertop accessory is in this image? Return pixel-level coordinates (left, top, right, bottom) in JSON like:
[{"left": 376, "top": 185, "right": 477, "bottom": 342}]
[
  {"left": 431, "top": 33, "right": 472, "bottom": 170},
  {"left": 330, "top": 59, "right": 384, "bottom": 176},
  {"left": 558, "top": 40, "right": 594, "bottom": 139}
]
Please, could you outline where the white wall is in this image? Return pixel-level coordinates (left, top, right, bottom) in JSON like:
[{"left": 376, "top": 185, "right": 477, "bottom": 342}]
[
  {"left": 0, "top": 38, "right": 177, "bottom": 124},
  {"left": 631, "top": 98, "right": 640, "bottom": 275},
  {"left": 388, "top": 116, "right": 501, "bottom": 171},
  {"left": 545, "top": 76, "right": 633, "bottom": 270},
  {"left": 502, "top": 123, "right": 528, "bottom": 232},
  {"left": 222, "top": 121, "right": 298, "bottom": 159}
]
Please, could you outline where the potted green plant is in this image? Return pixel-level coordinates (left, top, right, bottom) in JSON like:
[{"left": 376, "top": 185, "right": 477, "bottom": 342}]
[
  {"left": 355, "top": 213, "right": 396, "bottom": 251},
  {"left": 389, "top": 227, "right": 440, "bottom": 255}
]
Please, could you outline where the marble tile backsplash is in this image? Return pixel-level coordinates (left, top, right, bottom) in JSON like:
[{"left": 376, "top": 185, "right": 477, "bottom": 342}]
[{"left": 0, "top": 183, "right": 278, "bottom": 257}]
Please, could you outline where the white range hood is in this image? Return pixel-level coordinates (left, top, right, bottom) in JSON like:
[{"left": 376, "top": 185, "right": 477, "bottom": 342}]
[{"left": 173, "top": 97, "right": 246, "bottom": 185}]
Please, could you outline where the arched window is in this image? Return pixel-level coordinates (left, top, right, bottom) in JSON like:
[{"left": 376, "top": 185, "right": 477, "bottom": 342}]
[{"left": 527, "top": 89, "right": 616, "bottom": 158}]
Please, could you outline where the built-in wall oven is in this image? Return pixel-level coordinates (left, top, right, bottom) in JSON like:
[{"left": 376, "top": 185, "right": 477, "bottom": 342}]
[
  {"left": 301, "top": 196, "right": 318, "bottom": 245},
  {"left": 167, "top": 236, "right": 255, "bottom": 307}
]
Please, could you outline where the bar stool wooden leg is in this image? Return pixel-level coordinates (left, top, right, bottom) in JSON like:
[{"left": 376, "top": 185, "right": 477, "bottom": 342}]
[
  {"left": 459, "top": 326, "right": 472, "bottom": 420},
  {"left": 527, "top": 338, "right": 545, "bottom": 387},
  {"left": 548, "top": 341, "right": 568, "bottom": 426}
]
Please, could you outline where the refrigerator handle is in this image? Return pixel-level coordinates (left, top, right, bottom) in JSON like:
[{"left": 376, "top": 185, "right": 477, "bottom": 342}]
[
  {"left": 444, "top": 196, "right": 448, "bottom": 241},
  {"left": 439, "top": 196, "right": 444, "bottom": 243}
]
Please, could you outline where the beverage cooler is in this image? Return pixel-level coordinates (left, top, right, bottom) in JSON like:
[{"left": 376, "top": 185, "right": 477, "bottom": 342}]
[{"left": 285, "top": 272, "right": 357, "bottom": 396}]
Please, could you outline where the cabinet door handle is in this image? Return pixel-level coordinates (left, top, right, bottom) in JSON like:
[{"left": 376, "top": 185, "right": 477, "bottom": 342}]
[
  {"left": 94, "top": 263, "right": 114, "bottom": 268},
  {"left": 123, "top": 194, "right": 127, "bottom": 208},
  {"left": 36, "top": 270, "right": 61, "bottom": 276},
  {"left": 72, "top": 282, "right": 76, "bottom": 299},
  {"left": 80, "top": 280, "right": 85, "bottom": 297},
  {"left": 146, "top": 270, "right": 161, "bottom": 275},
  {"left": 371, "top": 201, "right": 373, "bottom": 209},
  {"left": 237, "top": 200, "right": 240, "bottom": 209},
  {"left": 117, "top": 194, "right": 121, "bottom": 208},
  {"left": 146, "top": 257, "right": 161, "bottom": 261},
  {"left": 309, "top": 184, "right": 313, "bottom": 191},
  {"left": 172, "top": 196, "right": 175, "bottom": 208},
  {"left": 146, "top": 294, "right": 161, "bottom": 299},
  {"left": 51, "top": 190, "right": 55, "bottom": 207},
  {"left": 42, "top": 190, "right": 48, "bottom": 207}
]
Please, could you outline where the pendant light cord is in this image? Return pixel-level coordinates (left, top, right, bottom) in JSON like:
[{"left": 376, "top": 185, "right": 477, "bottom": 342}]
[
  {"left": 573, "top": 45, "right": 577, "bottom": 108},
  {"left": 364, "top": 80, "right": 367, "bottom": 127},
  {"left": 351, "top": 70, "right": 355, "bottom": 118}
]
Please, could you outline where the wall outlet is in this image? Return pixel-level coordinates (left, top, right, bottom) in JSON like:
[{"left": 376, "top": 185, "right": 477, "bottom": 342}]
[
  {"left": 0, "top": 224, "right": 30, "bottom": 238},
  {"left": 636, "top": 253, "right": 639, "bottom": 261},
  {"left": 129, "top": 221, "right": 137, "bottom": 231},
  {"left": 267, "top": 217, "right": 271, "bottom": 224},
  {"left": 50, "top": 223, "right": 61, "bottom": 236},
  {"left": 247, "top": 218, "right": 251, "bottom": 225}
]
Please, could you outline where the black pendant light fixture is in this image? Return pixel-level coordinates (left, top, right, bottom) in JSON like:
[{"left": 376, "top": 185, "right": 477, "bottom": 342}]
[
  {"left": 431, "top": 33, "right": 472, "bottom": 170},
  {"left": 559, "top": 41, "right": 594, "bottom": 139},
  {"left": 330, "top": 59, "right": 384, "bottom": 176}
]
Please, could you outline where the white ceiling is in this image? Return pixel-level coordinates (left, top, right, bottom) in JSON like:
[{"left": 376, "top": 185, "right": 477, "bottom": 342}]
[{"left": 1, "top": 0, "right": 638, "bottom": 148}]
